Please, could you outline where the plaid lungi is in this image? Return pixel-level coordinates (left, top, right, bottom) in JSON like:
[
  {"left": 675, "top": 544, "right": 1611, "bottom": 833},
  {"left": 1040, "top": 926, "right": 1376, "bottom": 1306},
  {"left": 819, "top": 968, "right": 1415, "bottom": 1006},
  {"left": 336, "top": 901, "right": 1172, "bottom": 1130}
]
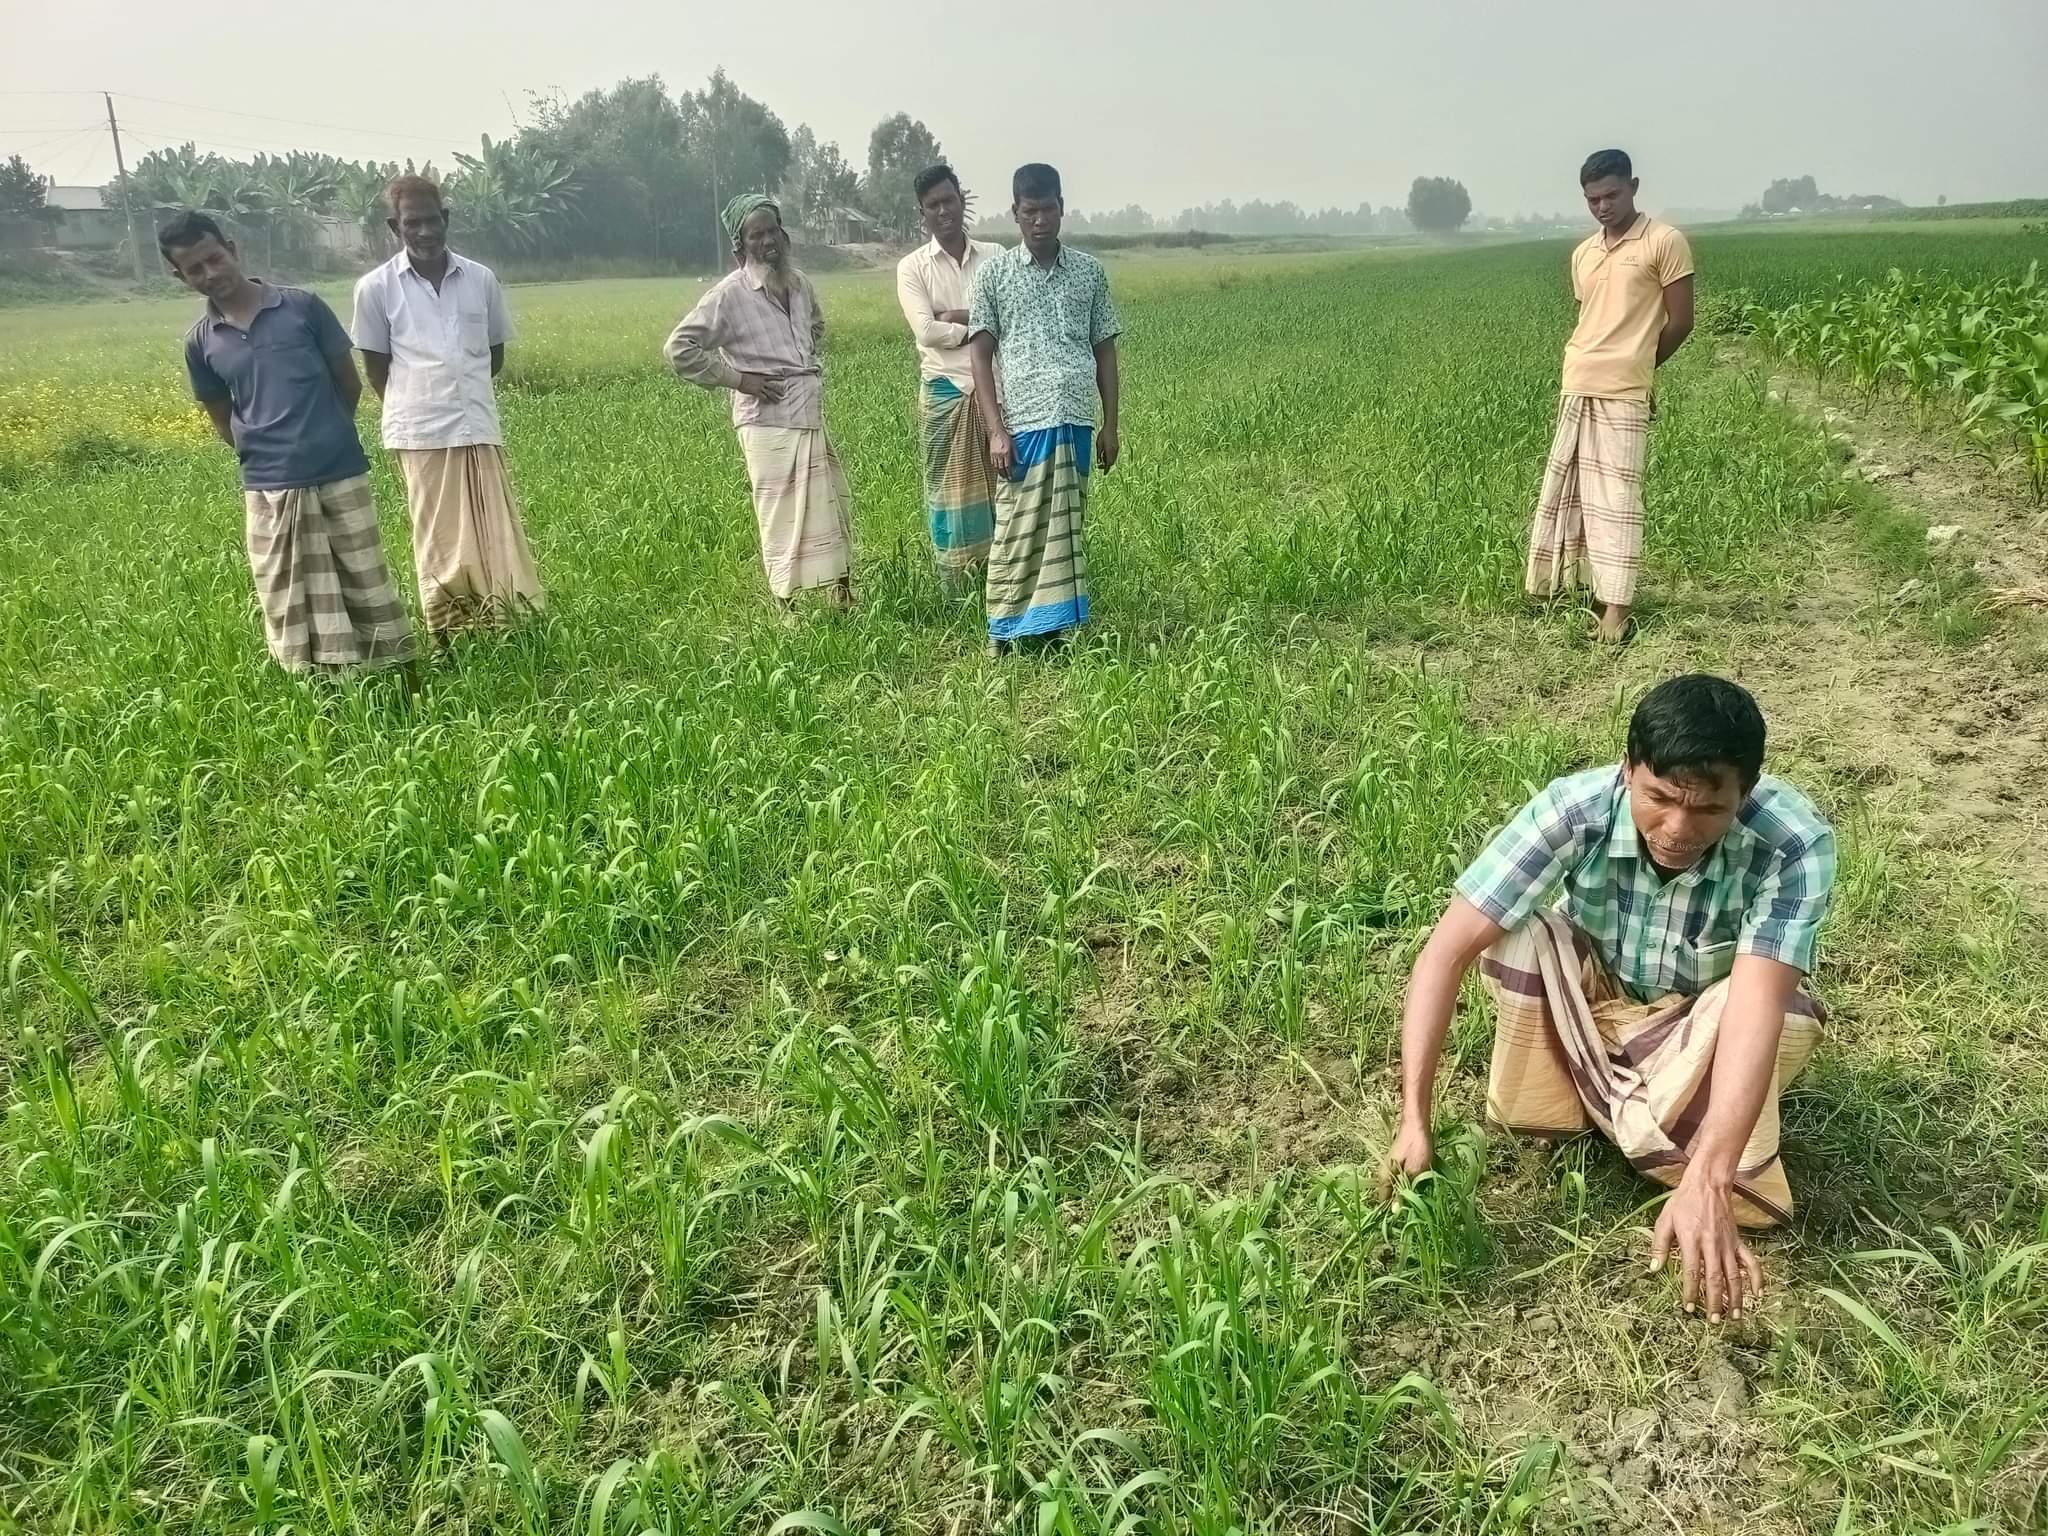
[
  {"left": 1524, "top": 394, "right": 1650, "bottom": 607},
  {"left": 737, "top": 424, "right": 853, "bottom": 598},
  {"left": 395, "top": 445, "right": 544, "bottom": 635},
  {"left": 921, "top": 378, "right": 996, "bottom": 594},
  {"left": 1482, "top": 911, "right": 1822, "bottom": 1227},
  {"left": 243, "top": 474, "right": 413, "bottom": 672},
  {"left": 987, "top": 424, "right": 1090, "bottom": 642}
]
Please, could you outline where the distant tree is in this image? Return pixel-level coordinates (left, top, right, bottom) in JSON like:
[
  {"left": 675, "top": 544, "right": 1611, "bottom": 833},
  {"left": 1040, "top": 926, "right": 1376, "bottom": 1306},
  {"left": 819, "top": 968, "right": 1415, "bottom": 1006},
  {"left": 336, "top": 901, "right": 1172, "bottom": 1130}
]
[
  {"left": 783, "top": 125, "right": 860, "bottom": 237},
  {"left": 525, "top": 75, "right": 700, "bottom": 262},
  {"left": 682, "top": 69, "right": 792, "bottom": 254},
  {"left": 1760, "top": 175, "right": 1820, "bottom": 214},
  {"left": 1, "top": 154, "right": 52, "bottom": 220},
  {"left": 1405, "top": 176, "right": 1471, "bottom": 234},
  {"left": 1093, "top": 203, "right": 1154, "bottom": 234},
  {"left": 862, "top": 113, "right": 944, "bottom": 235},
  {"left": 1756, "top": 175, "right": 1899, "bottom": 216},
  {"left": 1936, "top": 193, "right": 1947, "bottom": 207}
]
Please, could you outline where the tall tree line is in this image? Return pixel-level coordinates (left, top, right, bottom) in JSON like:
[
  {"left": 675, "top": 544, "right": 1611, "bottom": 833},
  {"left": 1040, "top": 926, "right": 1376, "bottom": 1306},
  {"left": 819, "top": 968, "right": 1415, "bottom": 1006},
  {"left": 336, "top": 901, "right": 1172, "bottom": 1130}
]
[
  {"left": 99, "top": 72, "right": 951, "bottom": 269},
  {"left": 71, "top": 69, "right": 1479, "bottom": 267}
]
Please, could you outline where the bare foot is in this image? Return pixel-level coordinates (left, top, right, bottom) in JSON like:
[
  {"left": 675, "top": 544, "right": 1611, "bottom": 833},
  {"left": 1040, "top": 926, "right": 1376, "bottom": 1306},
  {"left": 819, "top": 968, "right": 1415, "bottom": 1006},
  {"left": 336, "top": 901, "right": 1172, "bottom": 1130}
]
[{"left": 1596, "top": 603, "right": 1635, "bottom": 644}]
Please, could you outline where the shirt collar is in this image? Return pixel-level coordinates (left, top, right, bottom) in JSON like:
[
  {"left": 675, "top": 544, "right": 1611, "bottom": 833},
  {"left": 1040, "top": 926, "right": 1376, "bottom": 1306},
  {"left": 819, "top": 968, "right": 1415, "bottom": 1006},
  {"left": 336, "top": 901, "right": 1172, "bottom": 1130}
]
[
  {"left": 1601, "top": 213, "right": 1651, "bottom": 250},
  {"left": 928, "top": 235, "right": 977, "bottom": 267},
  {"left": 1014, "top": 241, "right": 1065, "bottom": 271},
  {"left": 401, "top": 251, "right": 465, "bottom": 284},
  {"left": 205, "top": 279, "right": 284, "bottom": 329}
]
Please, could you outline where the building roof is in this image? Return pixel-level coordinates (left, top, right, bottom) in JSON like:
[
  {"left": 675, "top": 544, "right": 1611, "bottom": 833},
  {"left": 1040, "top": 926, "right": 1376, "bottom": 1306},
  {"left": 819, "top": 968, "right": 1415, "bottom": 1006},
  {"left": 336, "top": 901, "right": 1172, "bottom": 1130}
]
[{"left": 48, "top": 186, "right": 109, "bottom": 211}]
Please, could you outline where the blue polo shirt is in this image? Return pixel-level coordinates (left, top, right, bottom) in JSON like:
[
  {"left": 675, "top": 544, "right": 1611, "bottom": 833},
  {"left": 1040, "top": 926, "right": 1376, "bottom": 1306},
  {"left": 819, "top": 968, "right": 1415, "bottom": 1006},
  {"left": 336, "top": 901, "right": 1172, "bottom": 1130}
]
[{"left": 184, "top": 283, "right": 370, "bottom": 491}]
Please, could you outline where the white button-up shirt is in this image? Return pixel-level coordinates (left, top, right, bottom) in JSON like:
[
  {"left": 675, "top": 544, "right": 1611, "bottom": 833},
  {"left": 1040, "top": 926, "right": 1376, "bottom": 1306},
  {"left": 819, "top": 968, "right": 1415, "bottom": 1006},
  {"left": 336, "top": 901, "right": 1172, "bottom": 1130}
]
[
  {"left": 350, "top": 251, "right": 513, "bottom": 450},
  {"left": 895, "top": 236, "right": 998, "bottom": 392}
]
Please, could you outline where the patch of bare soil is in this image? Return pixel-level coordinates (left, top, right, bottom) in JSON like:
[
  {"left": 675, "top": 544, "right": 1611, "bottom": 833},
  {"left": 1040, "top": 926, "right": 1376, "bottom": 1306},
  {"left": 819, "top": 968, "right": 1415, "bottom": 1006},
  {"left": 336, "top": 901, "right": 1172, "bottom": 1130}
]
[
  {"left": 1383, "top": 365, "right": 2048, "bottom": 911},
  {"left": 1375, "top": 1297, "right": 1803, "bottom": 1536},
  {"left": 1735, "top": 352, "right": 2048, "bottom": 901},
  {"left": 1745, "top": 345, "right": 2048, "bottom": 599},
  {"left": 1119, "top": 1044, "right": 1382, "bottom": 1191}
]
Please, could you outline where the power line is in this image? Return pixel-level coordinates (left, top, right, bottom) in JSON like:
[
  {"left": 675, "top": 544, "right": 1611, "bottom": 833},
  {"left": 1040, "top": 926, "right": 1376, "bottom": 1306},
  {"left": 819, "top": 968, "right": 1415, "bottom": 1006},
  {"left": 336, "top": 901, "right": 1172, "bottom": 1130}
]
[
  {"left": 25, "top": 126, "right": 106, "bottom": 182},
  {"left": 1, "top": 88, "right": 473, "bottom": 145},
  {"left": 112, "top": 92, "right": 469, "bottom": 147},
  {"left": 0, "top": 122, "right": 102, "bottom": 156},
  {"left": 121, "top": 121, "right": 338, "bottom": 156}
]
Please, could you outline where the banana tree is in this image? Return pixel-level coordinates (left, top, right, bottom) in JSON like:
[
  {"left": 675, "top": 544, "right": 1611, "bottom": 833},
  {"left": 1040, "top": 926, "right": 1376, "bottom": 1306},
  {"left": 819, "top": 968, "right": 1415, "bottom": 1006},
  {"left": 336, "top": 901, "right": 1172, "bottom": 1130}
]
[{"left": 445, "top": 136, "right": 580, "bottom": 258}]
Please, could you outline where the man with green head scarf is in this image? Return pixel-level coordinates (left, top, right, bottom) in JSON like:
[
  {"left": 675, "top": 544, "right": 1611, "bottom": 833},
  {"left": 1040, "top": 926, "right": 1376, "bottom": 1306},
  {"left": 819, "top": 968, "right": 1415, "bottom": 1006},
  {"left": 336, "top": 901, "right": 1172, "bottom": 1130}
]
[
  {"left": 666, "top": 194, "right": 855, "bottom": 609},
  {"left": 721, "top": 192, "right": 779, "bottom": 243}
]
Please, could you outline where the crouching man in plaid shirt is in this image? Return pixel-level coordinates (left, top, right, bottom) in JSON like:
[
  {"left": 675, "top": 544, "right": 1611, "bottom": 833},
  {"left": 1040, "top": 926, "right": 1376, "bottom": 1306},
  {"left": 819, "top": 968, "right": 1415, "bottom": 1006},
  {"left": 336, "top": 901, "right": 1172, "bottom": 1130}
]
[{"left": 1388, "top": 674, "right": 1835, "bottom": 1324}]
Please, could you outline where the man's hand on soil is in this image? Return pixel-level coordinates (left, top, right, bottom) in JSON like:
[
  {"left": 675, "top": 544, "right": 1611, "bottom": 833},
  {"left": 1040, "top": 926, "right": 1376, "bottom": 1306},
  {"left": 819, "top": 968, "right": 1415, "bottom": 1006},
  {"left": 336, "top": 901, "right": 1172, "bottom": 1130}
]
[
  {"left": 1649, "top": 1175, "right": 1762, "bottom": 1323},
  {"left": 1378, "top": 1116, "right": 1434, "bottom": 1202}
]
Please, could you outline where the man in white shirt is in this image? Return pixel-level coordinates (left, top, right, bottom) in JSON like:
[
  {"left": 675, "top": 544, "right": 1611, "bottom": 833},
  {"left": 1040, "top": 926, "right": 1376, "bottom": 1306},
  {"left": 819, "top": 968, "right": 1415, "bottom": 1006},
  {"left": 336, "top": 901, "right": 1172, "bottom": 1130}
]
[
  {"left": 352, "top": 175, "right": 542, "bottom": 640},
  {"left": 895, "top": 165, "right": 1000, "bottom": 595}
]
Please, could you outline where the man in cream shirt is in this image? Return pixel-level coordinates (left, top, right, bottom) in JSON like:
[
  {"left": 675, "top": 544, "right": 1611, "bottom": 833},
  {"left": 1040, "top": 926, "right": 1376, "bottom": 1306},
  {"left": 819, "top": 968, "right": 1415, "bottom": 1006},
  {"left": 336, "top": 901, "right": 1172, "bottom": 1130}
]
[{"left": 895, "top": 164, "right": 1001, "bottom": 595}]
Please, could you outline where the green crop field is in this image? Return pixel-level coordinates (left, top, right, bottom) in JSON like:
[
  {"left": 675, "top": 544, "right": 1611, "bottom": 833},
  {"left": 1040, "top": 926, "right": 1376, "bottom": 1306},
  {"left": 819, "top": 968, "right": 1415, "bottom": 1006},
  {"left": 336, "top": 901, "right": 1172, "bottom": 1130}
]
[{"left": 3, "top": 227, "right": 2045, "bottom": 1534}]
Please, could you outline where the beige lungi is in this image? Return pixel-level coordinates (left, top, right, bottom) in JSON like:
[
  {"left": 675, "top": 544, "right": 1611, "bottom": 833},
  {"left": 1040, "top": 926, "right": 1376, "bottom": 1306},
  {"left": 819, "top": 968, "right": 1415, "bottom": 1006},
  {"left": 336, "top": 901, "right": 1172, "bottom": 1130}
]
[
  {"left": 394, "top": 445, "right": 544, "bottom": 635},
  {"left": 1524, "top": 394, "right": 1651, "bottom": 607},
  {"left": 1483, "top": 912, "right": 1822, "bottom": 1227},
  {"left": 737, "top": 425, "right": 853, "bottom": 598},
  {"left": 243, "top": 474, "right": 413, "bottom": 672}
]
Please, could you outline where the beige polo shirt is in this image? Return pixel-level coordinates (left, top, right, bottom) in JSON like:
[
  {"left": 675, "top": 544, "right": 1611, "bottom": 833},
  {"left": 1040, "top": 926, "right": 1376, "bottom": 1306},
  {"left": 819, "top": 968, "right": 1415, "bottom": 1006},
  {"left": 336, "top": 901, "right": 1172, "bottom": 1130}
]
[{"left": 1560, "top": 215, "right": 1694, "bottom": 400}]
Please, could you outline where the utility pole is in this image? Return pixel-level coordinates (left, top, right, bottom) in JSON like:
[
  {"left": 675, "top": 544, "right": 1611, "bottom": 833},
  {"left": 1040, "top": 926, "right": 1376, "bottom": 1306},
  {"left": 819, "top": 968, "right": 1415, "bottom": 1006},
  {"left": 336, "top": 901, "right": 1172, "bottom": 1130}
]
[{"left": 105, "top": 92, "right": 144, "bottom": 284}]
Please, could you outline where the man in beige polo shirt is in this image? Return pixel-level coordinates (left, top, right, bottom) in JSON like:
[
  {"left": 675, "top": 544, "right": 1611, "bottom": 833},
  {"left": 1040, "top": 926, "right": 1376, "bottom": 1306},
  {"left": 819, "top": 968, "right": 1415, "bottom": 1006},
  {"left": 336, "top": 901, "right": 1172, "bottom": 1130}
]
[{"left": 1526, "top": 148, "right": 1695, "bottom": 642}]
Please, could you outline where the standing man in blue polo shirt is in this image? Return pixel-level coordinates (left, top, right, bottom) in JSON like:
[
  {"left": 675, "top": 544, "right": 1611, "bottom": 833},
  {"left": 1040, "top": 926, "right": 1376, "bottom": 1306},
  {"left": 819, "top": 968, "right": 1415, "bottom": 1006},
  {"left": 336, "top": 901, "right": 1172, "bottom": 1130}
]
[{"left": 164, "top": 211, "right": 415, "bottom": 679}]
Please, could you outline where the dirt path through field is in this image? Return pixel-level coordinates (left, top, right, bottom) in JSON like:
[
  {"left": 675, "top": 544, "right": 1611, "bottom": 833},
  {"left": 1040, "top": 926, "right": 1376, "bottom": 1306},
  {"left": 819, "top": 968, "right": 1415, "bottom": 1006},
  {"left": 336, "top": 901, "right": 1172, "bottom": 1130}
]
[
  {"left": 1401, "top": 358, "right": 2048, "bottom": 911},
  {"left": 1112, "top": 364, "right": 2048, "bottom": 1534}
]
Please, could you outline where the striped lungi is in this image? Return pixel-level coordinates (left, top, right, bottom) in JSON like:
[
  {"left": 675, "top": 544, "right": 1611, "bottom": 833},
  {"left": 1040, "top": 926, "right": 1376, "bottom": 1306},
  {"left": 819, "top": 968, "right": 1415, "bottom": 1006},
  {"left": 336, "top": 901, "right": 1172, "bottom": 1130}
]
[
  {"left": 921, "top": 378, "right": 996, "bottom": 594},
  {"left": 1482, "top": 911, "right": 1822, "bottom": 1227},
  {"left": 395, "top": 445, "right": 544, "bottom": 635},
  {"left": 988, "top": 424, "right": 1090, "bottom": 642},
  {"left": 1524, "top": 394, "right": 1651, "bottom": 607},
  {"left": 243, "top": 474, "right": 413, "bottom": 672},
  {"left": 737, "top": 424, "right": 853, "bottom": 598}
]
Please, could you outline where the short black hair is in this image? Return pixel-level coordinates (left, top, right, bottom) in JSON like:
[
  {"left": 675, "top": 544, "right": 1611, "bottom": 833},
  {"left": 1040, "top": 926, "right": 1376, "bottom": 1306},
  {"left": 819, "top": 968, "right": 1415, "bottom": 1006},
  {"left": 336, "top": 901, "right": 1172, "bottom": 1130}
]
[
  {"left": 1580, "top": 148, "right": 1633, "bottom": 186},
  {"left": 1012, "top": 163, "right": 1062, "bottom": 204},
  {"left": 914, "top": 163, "right": 960, "bottom": 204},
  {"left": 157, "top": 209, "right": 228, "bottom": 264},
  {"left": 1626, "top": 674, "right": 1766, "bottom": 789}
]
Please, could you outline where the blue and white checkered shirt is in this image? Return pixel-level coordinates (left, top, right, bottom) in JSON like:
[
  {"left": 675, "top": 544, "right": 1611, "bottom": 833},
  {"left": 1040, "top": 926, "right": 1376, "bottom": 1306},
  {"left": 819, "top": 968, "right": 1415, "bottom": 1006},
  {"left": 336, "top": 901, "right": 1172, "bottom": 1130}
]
[{"left": 1454, "top": 766, "right": 1835, "bottom": 1001}]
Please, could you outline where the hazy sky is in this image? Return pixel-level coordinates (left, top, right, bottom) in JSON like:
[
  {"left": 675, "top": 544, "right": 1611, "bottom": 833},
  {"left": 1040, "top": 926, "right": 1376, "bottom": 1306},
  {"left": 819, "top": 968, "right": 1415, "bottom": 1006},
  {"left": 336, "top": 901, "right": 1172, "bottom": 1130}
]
[{"left": 5, "top": 0, "right": 2044, "bottom": 217}]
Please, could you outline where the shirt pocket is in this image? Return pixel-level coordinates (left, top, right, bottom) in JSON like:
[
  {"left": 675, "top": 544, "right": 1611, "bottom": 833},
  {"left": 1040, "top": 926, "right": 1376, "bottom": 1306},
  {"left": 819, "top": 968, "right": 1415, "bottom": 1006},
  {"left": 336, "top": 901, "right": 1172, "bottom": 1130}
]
[
  {"left": 251, "top": 329, "right": 328, "bottom": 396},
  {"left": 460, "top": 304, "right": 490, "bottom": 357},
  {"left": 1685, "top": 938, "right": 1738, "bottom": 988}
]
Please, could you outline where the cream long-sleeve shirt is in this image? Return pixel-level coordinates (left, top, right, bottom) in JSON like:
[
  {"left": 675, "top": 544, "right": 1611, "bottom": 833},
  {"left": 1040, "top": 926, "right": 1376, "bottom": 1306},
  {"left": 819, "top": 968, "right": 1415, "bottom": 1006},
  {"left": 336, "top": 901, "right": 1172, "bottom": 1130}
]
[{"left": 895, "top": 236, "right": 999, "bottom": 392}]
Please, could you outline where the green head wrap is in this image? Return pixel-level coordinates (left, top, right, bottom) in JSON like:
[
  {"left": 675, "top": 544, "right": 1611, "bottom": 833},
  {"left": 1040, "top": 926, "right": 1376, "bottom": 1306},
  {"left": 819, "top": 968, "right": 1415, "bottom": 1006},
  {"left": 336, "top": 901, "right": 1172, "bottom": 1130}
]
[{"left": 721, "top": 192, "right": 780, "bottom": 241}]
